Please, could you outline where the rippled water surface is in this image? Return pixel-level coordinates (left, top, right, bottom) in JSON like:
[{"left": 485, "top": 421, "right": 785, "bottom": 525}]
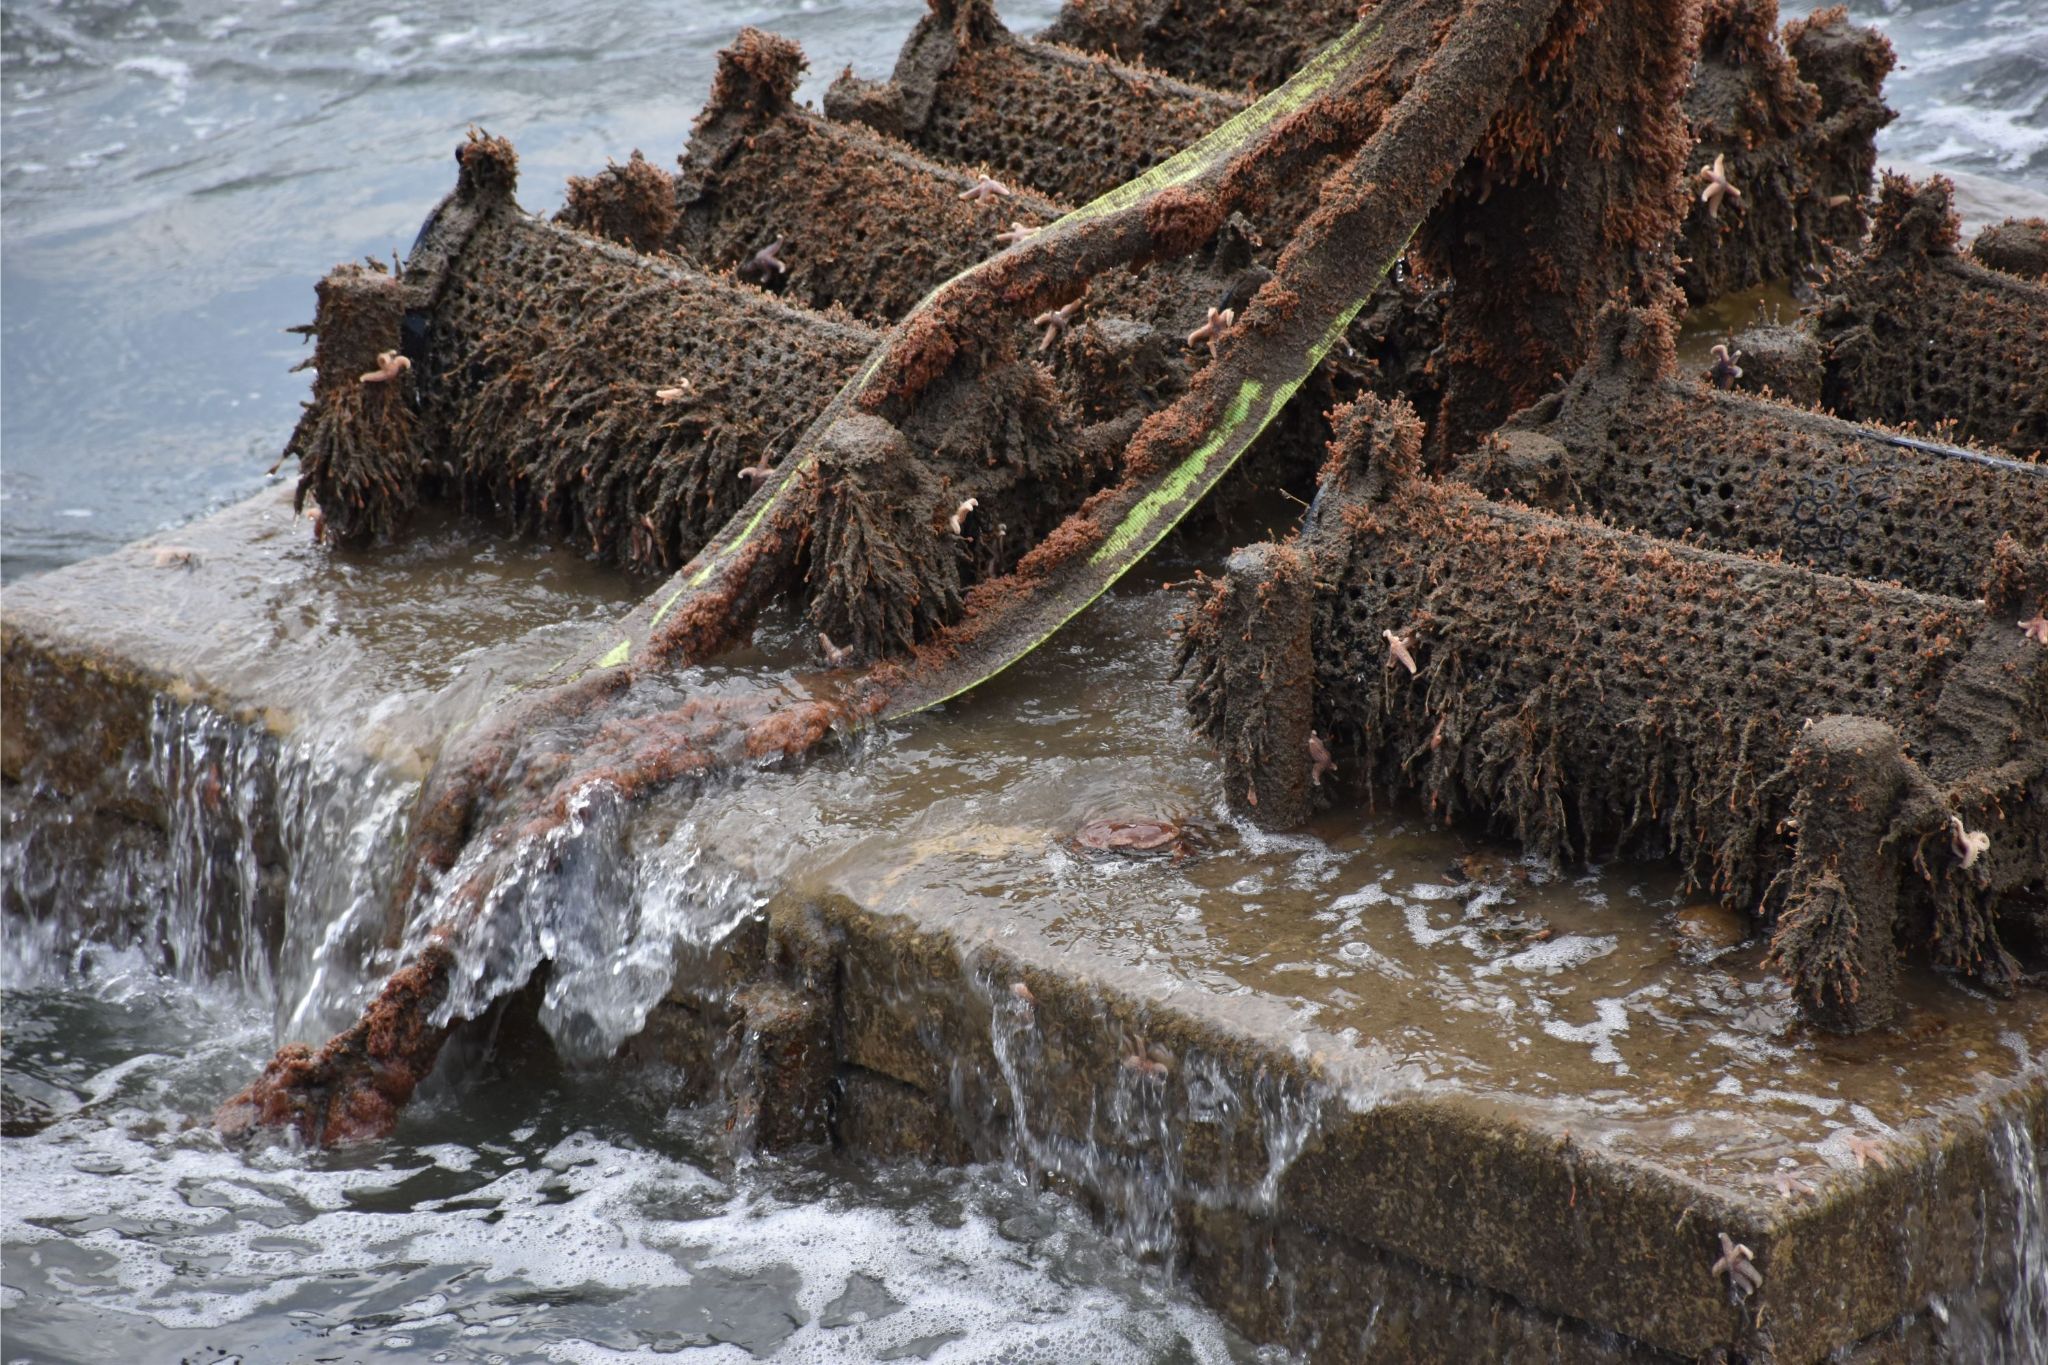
[{"left": 2, "top": 945, "right": 1257, "bottom": 1363}]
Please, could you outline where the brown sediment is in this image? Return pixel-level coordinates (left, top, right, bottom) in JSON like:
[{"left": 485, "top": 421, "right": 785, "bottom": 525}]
[
  {"left": 282, "top": 262, "right": 422, "bottom": 544},
  {"left": 1180, "top": 393, "right": 2046, "bottom": 1029},
  {"left": 555, "top": 150, "right": 679, "bottom": 254},
  {"left": 1462, "top": 304, "right": 2048, "bottom": 601},
  {"left": 1814, "top": 174, "right": 2048, "bottom": 456}
]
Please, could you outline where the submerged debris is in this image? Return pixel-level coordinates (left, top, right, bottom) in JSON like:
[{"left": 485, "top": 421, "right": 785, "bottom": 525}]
[
  {"left": 1179, "top": 394, "right": 2046, "bottom": 1032},
  {"left": 1812, "top": 174, "right": 2048, "bottom": 455},
  {"left": 252, "top": 0, "right": 2039, "bottom": 1152},
  {"left": 251, "top": 0, "right": 1576, "bottom": 1144},
  {"left": 555, "top": 149, "right": 678, "bottom": 254},
  {"left": 281, "top": 261, "right": 422, "bottom": 544},
  {"left": 1678, "top": 0, "right": 1893, "bottom": 304}
]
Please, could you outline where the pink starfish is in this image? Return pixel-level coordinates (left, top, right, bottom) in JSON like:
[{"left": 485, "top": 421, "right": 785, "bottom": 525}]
[
  {"left": 1709, "top": 343, "right": 1744, "bottom": 390},
  {"left": 1711, "top": 1232, "right": 1763, "bottom": 1297},
  {"left": 738, "top": 237, "right": 788, "bottom": 281},
  {"left": 1948, "top": 815, "right": 1990, "bottom": 870},
  {"left": 1032, "top": 300, "right": 1081, "bottom": 353},
  {"left": 1307, "top": 731, "right": 1337, "bottom": 785},
  {"left": 358, "top": 350, "right": 410, "bottom": 384},
  {"left": 1186, "top": 306, "right": 1235, "bottom": 357},
  {"left": 2020, "top": 614, "right": 2048, "bottom": 645},
  {"left": 1384, "top": 629, "right": 1418, "bottom": 675},
  {"left": 818, "top": 632, "right": 853, "bottom": 668},
  {"left": 1845, "top": 1133, "right": 1889, "bottom": 1170},
  {"left": 949, "top": 497, "right": 978, "bottom": 536},
  {"left": 994, "top": 221, "right": 1036, "bottom": 247},
  {"left": 1698, "top": 153, "right": 1742, "bottom": 218},
  {"left": 957, "top": 175, "right": 1011, "bottom": 205}
]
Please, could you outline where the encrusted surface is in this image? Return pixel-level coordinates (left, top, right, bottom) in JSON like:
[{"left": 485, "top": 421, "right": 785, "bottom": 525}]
[
  {"left": 1816, "top": 175, "right": 2048, "bottom": 457},
  {"left": 1181, "top": 396, "right": 2047, "bottom": 1030},
  {"left": 1468, "top": 306, "right": 2048, "bottom": 602},
  {"left": 1677, "top": 1, "right": 1893, "bottom": 305},
  {"left": 826, "top": 0, "right": 1253, "bottom": 209}
]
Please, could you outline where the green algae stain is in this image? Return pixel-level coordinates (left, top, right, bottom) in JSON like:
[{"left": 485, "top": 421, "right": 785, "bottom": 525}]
[{"left": 1091, "top": 380, "right": 1263, "bottom": 566}]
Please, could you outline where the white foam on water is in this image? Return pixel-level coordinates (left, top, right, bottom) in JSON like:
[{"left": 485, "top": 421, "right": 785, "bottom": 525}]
[
  {"left": 114, "top": 56, "right": 192, "bottom": 107},
  {"left": 2, "top": 1065, "right": 1241, "bottom": 1362},
  {"left": 1538, "top": 997, "right": 1632, "bottom": 1069},
  {"left": 1477, "top": 933, "right": 1618, "bottom": 978}
]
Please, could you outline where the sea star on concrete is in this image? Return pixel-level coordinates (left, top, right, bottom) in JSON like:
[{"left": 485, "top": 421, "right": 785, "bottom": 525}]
[{"left": 1712, "top": 1232, "right": 1763, "bottom": 1299}]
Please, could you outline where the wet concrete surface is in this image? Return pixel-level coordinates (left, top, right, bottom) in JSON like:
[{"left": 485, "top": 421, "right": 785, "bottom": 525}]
[
  {"left": 6, "top": 489, "right": 2042, "bottom": 1360},
  {"left": 2, "top": 482, "right": 641, "bottom": 797}
]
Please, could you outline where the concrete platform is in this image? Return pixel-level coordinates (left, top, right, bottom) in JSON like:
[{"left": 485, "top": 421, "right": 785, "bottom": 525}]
[{"left": 5, "top": 488, "right": 2044, "bottom": 1362}]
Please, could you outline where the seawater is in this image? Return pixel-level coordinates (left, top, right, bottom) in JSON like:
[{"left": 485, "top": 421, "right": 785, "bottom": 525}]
[
  {"left": 1, "top": 939, "right": 1259, "bottom": 1362},
  {"left": 4, "top": 0, "right": 2046, "bottom": 1360}
]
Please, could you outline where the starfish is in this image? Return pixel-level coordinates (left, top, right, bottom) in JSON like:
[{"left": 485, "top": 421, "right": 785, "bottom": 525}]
[
  {"left": 1032, "top": 300, "right": 1081, "bottom": 353},
  {"left": 1773, "top": 1171, "right": 1816, "bottom": 1203},
  {"left": 1709, "top": 343, "right": 1744, "bottom": 391},
  {"left": 655, "top": 380, "right": 693, "bottom": 404},
  {"left": 1384, "top": 629, "right": 1418, "bottom": 675},
  {"left": 1122, "top": 1039, "right": 1172, "bottom": 1080},
  {"left": 1010, "top": 981, "right": 1036, "bottom": 1007},
  {"left": 957, "top": 175, "right": 1012, "bottom": 205},
  {"left": 738, "top": 237, "right": 788, "bottom": 282},
  {"left": 1845, "top": 1133, "right": 1889, "bottom": 1170},
  {"left": 994, "top": 221, "right": 1036, "bottom": 247},
  {"left": 1308, "top": 731, "right": 1337, "bottom": 785},
  {"left": 2021, "top": 614, "right": 2048, "bottom": 645},
  {"left": 1712, "top": 1232, "right": 1763, "bottom": 1298},
  {"left": 1698, "top": 153, "right": 1742, "bottom": 218},
  {"left": 1186, "top": 306, "right": 1235, "bottom": 356},
  {"left": 358, "top": 350, "right": 410, "bottom": 384},
  {"left": 818, "top": 632, "right": 854, "bottom": 669},
  {"left": 150, "top": 545, "right": 198, "bottom": 569},
  {"left": 737, "top": 458, "right": 776, "bottom": 486},
  {"left": 949, "top": 496, "right": 978, "bottom": 536},
  {"left": 1947, "top": 815, "right": 1991, "bottom": 870}
]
